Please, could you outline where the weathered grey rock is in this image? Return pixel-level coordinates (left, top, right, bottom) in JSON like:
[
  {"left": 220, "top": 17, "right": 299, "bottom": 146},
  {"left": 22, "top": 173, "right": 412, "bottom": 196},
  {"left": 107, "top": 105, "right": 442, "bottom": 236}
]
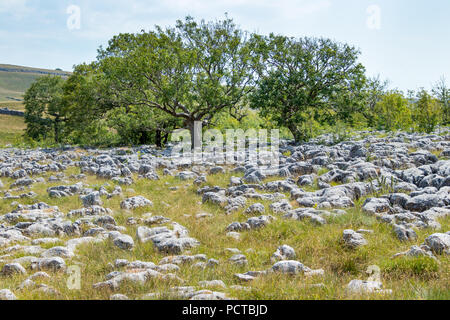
[
  {"left": 80, "top": 191, "right": 102, "bottom": 207},
  {"left": 226, "top": 232, "right": 241, "bottom": 240},
  {"left": 93, "top": 269, "right": 163, "bottom": 291},
  {"left": 120, "top": 196, "right": 153, "bottom": 210},
  {"left": 28, "top": 272, "right": 51, "bottom": 280},
  {"left": 225, "top": 196, "right": 247, "bottom": 213},
  {"left": 226, "top": 222, "right": 250, "bottom": 232},
  {"left": 243, "top": 169, "right": 266, "bottom": 183},
  {"left": 393, "top": 245, "right": 435, "bottom": 259},
  {"left": 349, "top": 144, "right": 368, "bottom": 159},
  {"left": 346, "top": 280, "right": 383, "bottom": 294},
  {"left": 389, "top": 193, "right": 411, "bottom": 208},
  {"left": 362, "top": 198, "right": 392, "bottom": 215},
  {"left": 270, "top": 199, "right": 293, "bottom": 214},
  {"left": 304, "top": 268, "right": 325, "bottom": 277},
  {"left": 343, "top": 230, "right": 368, "bottom": 249},
  {"left": 272, "top": 260, "right": 305, "bottom": 274},
  {"left": 11, "top": 177, "right": 34, "bottom": 187},
  {"left": 405, "top": 194, "right": 444, "bottom": 212},
  {"left": 113, "top": 235, "right": 134, "bottom": 250},
  {"left": 0, "top": 289, "right": 17, "bottom": 300},
  {"left": 136, "top": 226, "right": 171, "bottom": 243},
  {"left": 155, "top": 263, "right": 180, "bottom": 273},
  {"left": 229, "top": 176, "right": 243, "bottom": 186},
  {"left": 41, "top": 246, "right": 74, "bottom": 259},
  {"left": 424, "top": 233, "right": 450, "bottom": 254},
  {"left": 297, "top": 175, "right": 315, "bottom": 186},
  {"left": 18, "top": 279, "right": 36, "bottom": 290},
  {"left": 283, "top": 208, "right": 327, "bottom": 225},
  {"left": 210, "top": 166, "right": 225, "bottom": 175},
  {"left": 202, "top": 192, "right": 227, "bottom": 206},
  {"left": 198, "top": 280, "right": 226, "bottom": 289},
  {"left": 47, "top": 182, "right": 83, "bottom": 198},
  {"left": 246, "top": 215, "right": 275, "bottom": 229},
  {"left": 176, "top": 171, "right": 198, "bottom": 180},
  {"left": 156, "top": 237, "right": 200, "bottom": 254},
  {"left": 234, "top": 273, "right": 255, "bottom": 282},
  {"left": 193, "top": 175, "right": 207, "bottom": 185},
  {"left": 207, "top": 259, "right": 219, "bottom": 267},
  {"left": 228, "top": 254, "right": 248, "bottom": 266},
  {"left": 271, "top": 245, "right": 296, "bottom": 262},
  {"left": 1, "top": 263, "right": 26, "bottom": 276},
  {"left": 31, "top": 257, "right": 66, "bottom": 272},
  {"left": 245, "top": 203, "right": 265, "bottom": 215},
  {"left": 393, "top": 225, "right": 417, "bottom": 242}
]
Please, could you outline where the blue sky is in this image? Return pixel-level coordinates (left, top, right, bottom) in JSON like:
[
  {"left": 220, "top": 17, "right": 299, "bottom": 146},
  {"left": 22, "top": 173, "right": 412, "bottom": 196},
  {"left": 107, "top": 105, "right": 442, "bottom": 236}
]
[{"left": 1, "top": 0, "right": 449, "bottom": 91}]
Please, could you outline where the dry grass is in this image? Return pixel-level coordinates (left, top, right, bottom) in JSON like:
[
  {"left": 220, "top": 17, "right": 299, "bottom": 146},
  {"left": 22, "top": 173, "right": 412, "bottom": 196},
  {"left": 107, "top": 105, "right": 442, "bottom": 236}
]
[
  {"left": 0, "top": 160, "right": 449, "bottom": 300},
  {"left": 0, "top": 115, "right": 26, "bottom": 146},
  {"left": 0, "top": 102, "right": 25, "bottom": 111}
]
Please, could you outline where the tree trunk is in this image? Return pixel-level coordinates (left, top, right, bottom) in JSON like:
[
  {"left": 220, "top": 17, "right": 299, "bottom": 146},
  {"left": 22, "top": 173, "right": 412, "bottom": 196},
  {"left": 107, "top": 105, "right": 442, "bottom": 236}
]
[
  {"left": 155, "top": 129, "right": 162, "bottom": 148},
  {"left": 287, "top": 123, "right": 304, "bottom": 143},
  {"left": 187, "top": 119, "right": 202, "bottom": 151},
  {"left": 163, "top": 132, "right": 169, "bottom": 145}
]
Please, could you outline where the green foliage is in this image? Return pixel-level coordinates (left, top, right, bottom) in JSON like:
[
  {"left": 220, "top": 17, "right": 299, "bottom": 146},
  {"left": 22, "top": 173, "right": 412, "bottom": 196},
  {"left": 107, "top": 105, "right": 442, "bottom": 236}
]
[
  {"left": 23, "top": 75, "right": 67, "bottom": 143},
  {"left": 413, "top": 89, "right": 443, "bottom": 133},
  {"left": 374, "top": 90, "right": 412, "bottom": 131},
  {"left": 363, "top": 75, "right": 389, "bottom": 127},
  {"left": 381, "top": 256, "right": 439, "bottom": 278},
  {"left": 93, "top": 15, "right": 260, "bottom": 145},
  {"left": 432, "top": 76, "right": 450, "bottom": 124},
  {"left": 17, "top": 16, "right": 450, "bottom": 148},
  {"left": 105, "top": 106, "right": 177, "bottom": 146},
  {"left": 250, "top": 34, "right": 366, "bottom": 142}
]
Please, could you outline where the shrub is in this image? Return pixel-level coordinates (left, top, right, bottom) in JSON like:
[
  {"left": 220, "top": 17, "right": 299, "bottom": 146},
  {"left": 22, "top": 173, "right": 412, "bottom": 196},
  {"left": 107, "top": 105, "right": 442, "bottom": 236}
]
[
  {"left": 381, "top": 256, "right": 439, "bottom": 278},
  {"left": 413, "top": 89, "right": 443, "bottom": 133}
]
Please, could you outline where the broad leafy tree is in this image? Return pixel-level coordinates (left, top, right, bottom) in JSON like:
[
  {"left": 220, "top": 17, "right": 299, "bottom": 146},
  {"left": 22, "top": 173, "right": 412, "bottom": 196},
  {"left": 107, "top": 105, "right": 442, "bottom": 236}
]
[
  {"left": 94, "top": 16, "right": 260, "bottom": 146},
  {"left": 250, "top": 35, "right": 366, "bottom": 142},
  {"left": 432, "top": 76, "right": 450, "bottom": 124},
  {"left": 363, "top": 75, "right": 389, "bottom": 127},
  {"left": 413, "top": 89, "right": 442, "bottom": 133},
  {"left": 374, "top": 90, "right": 412, "bottom": 131},
  {"left": 63, "top": 63, "right": 182, "bottom": 147},
  {"left": 24, "top": 75, "right": 66, "bottom": 143}
]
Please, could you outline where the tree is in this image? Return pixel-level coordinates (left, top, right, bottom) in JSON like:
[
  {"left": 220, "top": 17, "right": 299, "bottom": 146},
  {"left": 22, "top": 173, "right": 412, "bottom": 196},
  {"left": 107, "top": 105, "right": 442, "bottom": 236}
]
[
  {"left": 432, "top": 76, "right": 450, "bottom": 124},
  {"left": 24, "top": 75, "right": 66, "bottom": 143},
  {"left": 413, "top": 89, "right": 442, "bottom": 133},
  {"left": 250, "top": 35, "right": 366, "bottom": 142},
  {"left": 62, "top": 63, "right": 181, "bottom": 147},
  {"left": 374, "top": 90, "right": 412, "bottom": 131},
  {"left": 93, "top": 16, "right": 260, "bottom": 147},
  {"left": 363, "top": 75, "right": 389, "bottom": 127}
]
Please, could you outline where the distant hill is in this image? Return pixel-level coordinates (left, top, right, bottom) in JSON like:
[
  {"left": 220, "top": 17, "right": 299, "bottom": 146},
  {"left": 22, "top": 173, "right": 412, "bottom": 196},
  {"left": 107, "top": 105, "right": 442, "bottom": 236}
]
[{"left": 0, "top": 64, "right": 71, "bottom": 103}]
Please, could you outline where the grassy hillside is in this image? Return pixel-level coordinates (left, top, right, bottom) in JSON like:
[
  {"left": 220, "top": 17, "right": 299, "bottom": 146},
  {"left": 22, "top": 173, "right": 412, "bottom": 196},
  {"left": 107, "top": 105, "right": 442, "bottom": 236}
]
[
  {"left": 0, "top": 64, "right": 71, "bottom": 102},
  {"left": 0, "top": 114, "right": 26, "bottom": 146}
]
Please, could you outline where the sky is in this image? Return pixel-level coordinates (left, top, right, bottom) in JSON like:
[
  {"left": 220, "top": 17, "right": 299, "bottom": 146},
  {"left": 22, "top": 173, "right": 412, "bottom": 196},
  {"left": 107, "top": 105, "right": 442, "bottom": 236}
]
[{"left": 1, "top": 0, "right": 449, "bottom": 92}]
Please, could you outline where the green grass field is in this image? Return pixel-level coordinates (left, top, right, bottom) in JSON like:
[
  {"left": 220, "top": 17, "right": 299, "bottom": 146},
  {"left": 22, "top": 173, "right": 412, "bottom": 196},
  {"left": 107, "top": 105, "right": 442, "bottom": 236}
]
[
  {"left": 0, "top": 165, "right": 448, "bottom": 300},
  {"left": 0, "top": 64, "right": 70, "bottom": 102},
  {"left": 0, "top": 114, "right": 26, "bottom": 146}
]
